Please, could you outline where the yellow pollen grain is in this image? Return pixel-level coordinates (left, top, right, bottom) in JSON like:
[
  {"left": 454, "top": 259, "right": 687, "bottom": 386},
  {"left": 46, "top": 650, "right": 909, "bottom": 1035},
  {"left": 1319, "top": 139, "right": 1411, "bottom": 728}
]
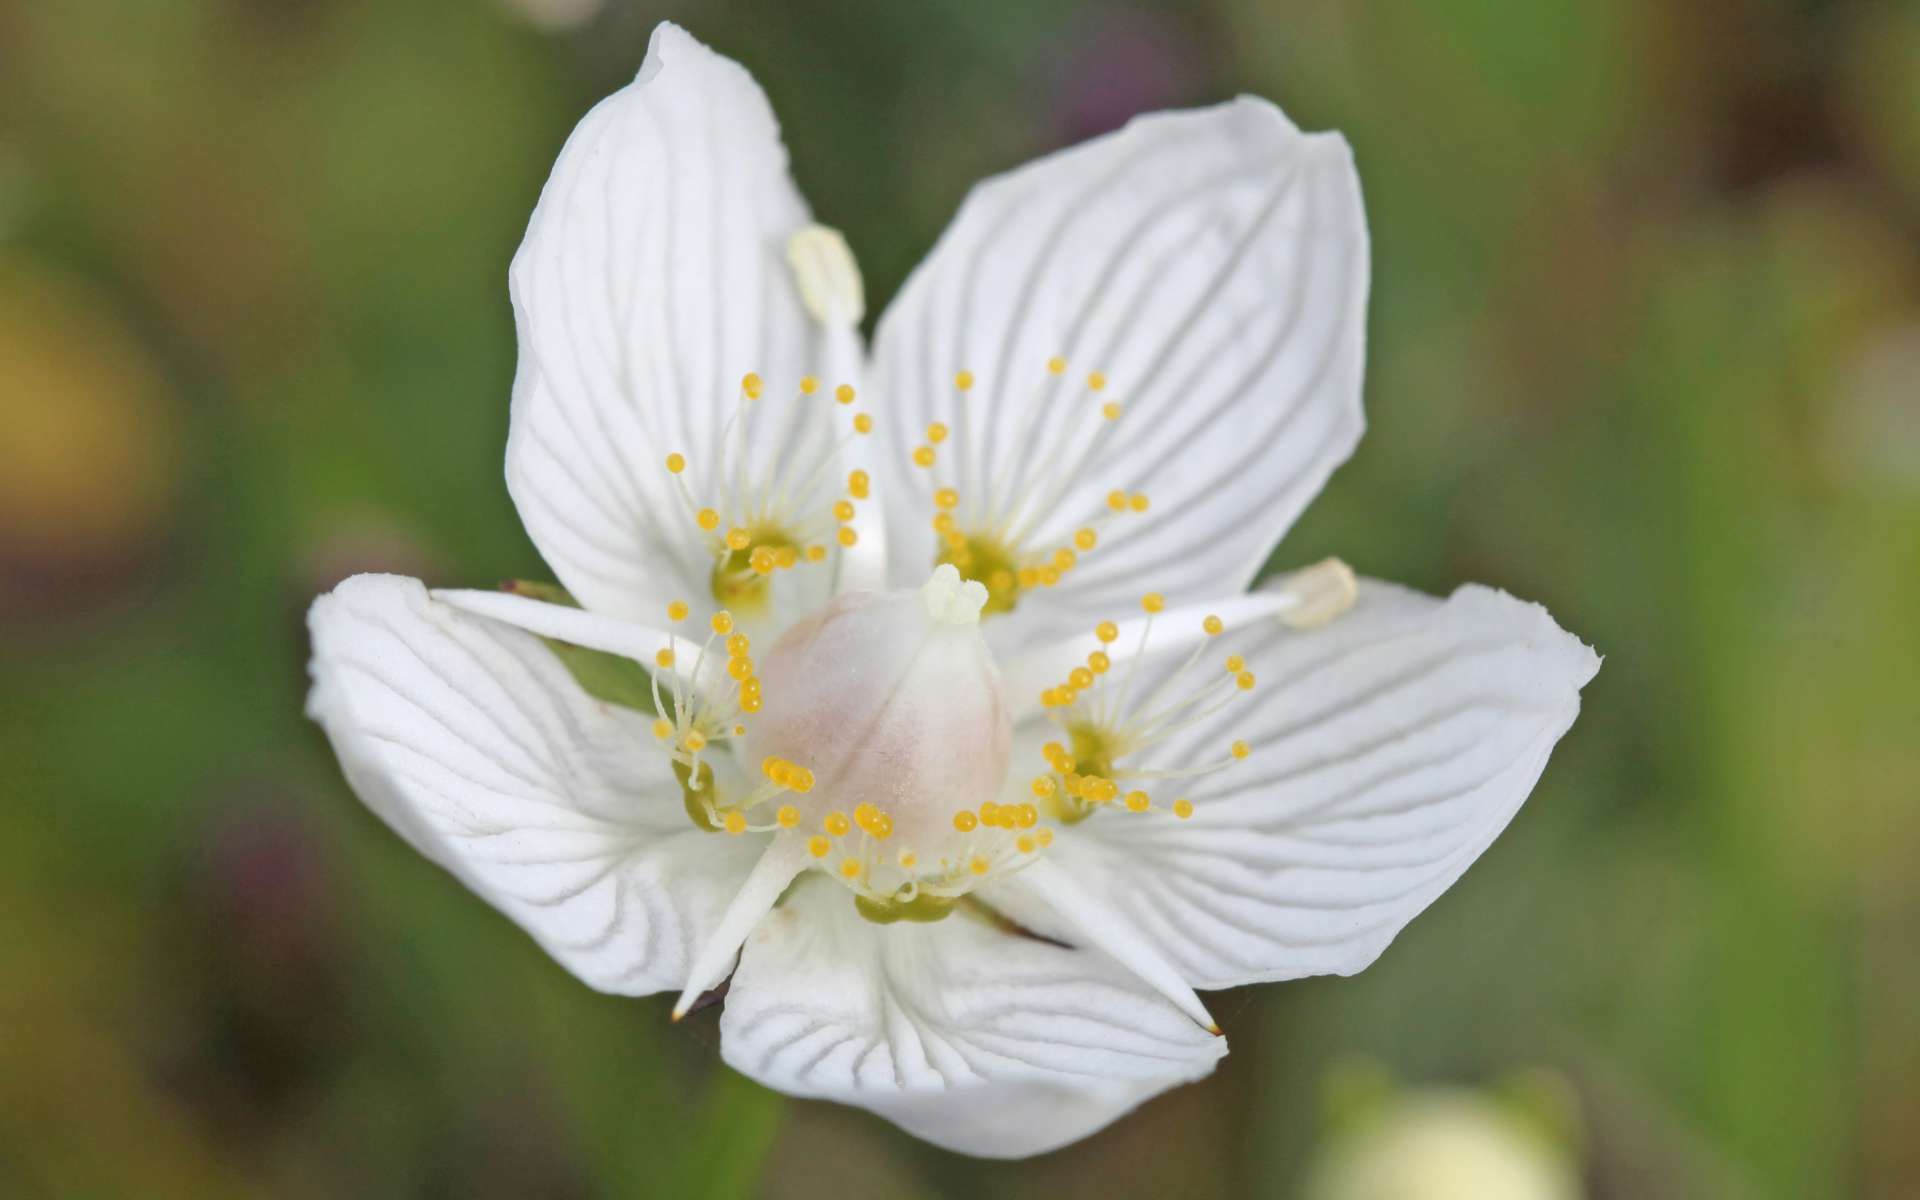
[
  {"left": 806, "top": 544, "right": 828, "bottom": 562},
  {"left": 749, "top": 546, "right": 777, "bottom": 575},
  {"left": 665, "top": 452, "right": 686, "bottom": 474},
  {"left": 1015, "top": 804, "right": 1038, "bottom": 829},
  {"left": 912, "top": 445, "right": 936, "bottom": 468},
  {"left": 969, "top": 856, "right": 991, "bottom": 876},
  {"left": 1173, "top": 799, "right": 1195, "bottom": 820},
  {"left": 979, "top": 801, "right": 1001, "bottom": 826},
  {"left": 651, "top": 718, "right": 673, "bottom": 739},
  {"left": 667, "top": 600, "right": 690, "bottom": 622},
  {"left": 683, "top": 730, "right": 708, "bottom": 753},
  {"left": 953, "top": 810, "right": 979, "bottom": 833},
  {"left": 799, "top": 375, "right": 819, "bottom": 395},
  {"left": 1107, "top": 490, "right": 1128, "bottom": 512},
  {"left": 838, "top": 527, "right": 859, "bottom": 547},
  {"left": 897, "top": 850, "right": 918, "bottom": 868},
  {"left": 655, "top": 648, "right": 675, "bottom": 669},
  {"left": 1016, "top": 835, "right": 1036, "bottom": 854},
  {"left": 1088, "top": 650, "right": 1110, "bottom": 673},
  {"left": 934, "top": 488, "right": 959, "bottom": 510},
  {"left": 853, "top": 413, "right": 874, "bottom": 434},
  {"left": 871, "top": 813, "right": 893, "bottom": 839},
  {"left": 848, "top": 469, "right": 870, "bottom": 498},
  {"left": 726, "top": 528, "right": 753, "bottom": 552},
  {"left": 1046, "top": 356, "right": 1066, "bottom": 375},
  {"left": 1129, "top": 492, "right": 1150, "bottom": 513},
  {"left": 954, "top": 369, "right": 975, "bottom": 392},
  {"left": 1087, "top": 370, "right": 1107, "bottom": 391},
  {"left": 697, "top": 508, "right": 720, "bottom": 532},
  {"left": 926, "top": 422, "right": 949, "bottom": 444},
  {"left": 836, "top": 384, "right": 856, "bottom": 405},
  {"left": 1075, "top": 527, "right": 1097, "bottom": 550},
  {"left": 1225, "top": 654, "right": 1246, "bottom": 673},
  {"left": 1069, "top": 666, "right": 1094, "bottom": 690},
  {"left": 1036, "top": 828, "right": 1054, "bottom": 847},
  {"left": 853, "top": 803, "right": 878, "bottom": 830},
  {"left": 1125, "top": 790, "right": 1151, "bottom": 813},
  {"left": 808, "top": 836, "right": 831, "bottom": 858},
  {"left": 1102, "top": 402, "right": 1123, "bottom": 421},
  {"left": 741, "top": 372, "right": 764, "bottom": 399},
  {"left": 776, "top": 545, "right": 798, "bottom": 569},
  {"left": 839, "top": 858, "right": 864, "bottom": 880},
  {"left": 824, "top": 811, "right": 851, "bottom": 837},
  {"left": 722, "top": 811, "right": 747, "bottom": 835},
  {"left": 833, "top": 499, "right": 856, "bottom": 522},
  {"left": 726, "top": 632, "right": 751, "bottom": 657},
  {"left": 1142, "top": 592, "right": 1165, "bottom": 614},
  {"left": 1204, "top": 614, "right": 1224, "bottom": 636},
  {"left": 727, "top": 657, "right": 753, "bottom": 681},
  {"left": 1237, "top": 671, "right": 1256, "bottom": 691},
  {"left": 711, "top": 611, "right": 735, "bottom": 635},
  {"left": 739, "top": 688, "right": 763, "bottom": 714},
  {"left": 1031, "top": 776, "right": 1056, "bottom": 799},
  {"left": 1053, "top": 548, "right": 1076, "bottom": 571},
  {"left": 1096, "top": 621, "right": 1119, "bottom": 644}
]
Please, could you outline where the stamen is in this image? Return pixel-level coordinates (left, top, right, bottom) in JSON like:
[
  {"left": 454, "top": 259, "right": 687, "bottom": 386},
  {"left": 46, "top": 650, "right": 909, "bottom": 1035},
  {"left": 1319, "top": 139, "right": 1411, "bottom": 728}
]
[
  {"left": 921, "top": 358, "right": 1155, "bottom": 615},
  {"left": 1025, "top": 605, "right": 1267, "bottom": 825},
  {"left": 656, "top": 365, "right": 878, "bottom": 615}
]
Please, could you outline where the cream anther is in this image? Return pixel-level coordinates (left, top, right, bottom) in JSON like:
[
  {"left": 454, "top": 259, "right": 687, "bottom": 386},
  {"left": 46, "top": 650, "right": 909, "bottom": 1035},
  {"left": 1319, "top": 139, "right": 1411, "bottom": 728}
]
[
  {"left": 1276, "top": 557, "right": 1359, "bottom": 629},
  {"left": 787, "top": 225, "right": 865, "bottom": 325},
  {"left": 921, "top": 563, "right": 989, "bottom": 627}
]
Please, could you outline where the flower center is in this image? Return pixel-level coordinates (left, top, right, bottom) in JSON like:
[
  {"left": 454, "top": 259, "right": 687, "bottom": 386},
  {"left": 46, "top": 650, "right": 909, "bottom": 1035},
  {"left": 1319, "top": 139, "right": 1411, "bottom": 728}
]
[
  {"left": 915, "top": 360, "right": 1149, "bottom": 616},
  {"left": 662, "top": 372, "right": 876, "bottom": 615},
  {"left": 733, "top": 565, "right": 1031, "bottom": 919}
]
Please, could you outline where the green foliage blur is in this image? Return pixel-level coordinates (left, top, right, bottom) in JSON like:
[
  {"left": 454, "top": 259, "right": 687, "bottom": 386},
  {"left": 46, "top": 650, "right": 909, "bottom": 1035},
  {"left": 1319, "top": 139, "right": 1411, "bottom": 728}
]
[{"left": 2, "top": 0, "right": 1915, "bottom": 1196}]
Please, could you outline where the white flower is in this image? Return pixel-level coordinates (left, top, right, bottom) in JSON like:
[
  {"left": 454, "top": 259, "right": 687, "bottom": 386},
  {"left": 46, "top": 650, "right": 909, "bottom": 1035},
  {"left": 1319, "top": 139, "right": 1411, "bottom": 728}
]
[
  {"left": 306, "top": 23, "right": 1599, "bottom": 1159},
  {"left": 1307, "top": 1088, "right": 1584, "bottom": 1200}
]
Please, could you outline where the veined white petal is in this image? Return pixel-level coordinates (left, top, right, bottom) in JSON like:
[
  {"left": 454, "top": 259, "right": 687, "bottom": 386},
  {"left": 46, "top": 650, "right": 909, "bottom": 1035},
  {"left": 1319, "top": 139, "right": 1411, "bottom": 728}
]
[
  {"left": 1017, "top": 859, "right": 1218, "bottom": 1034},
  {"left": 505, "top": 23, "right": 847, "bottom": 626},
  {"left": 993, "top": 578, "right": 1598, "bottom": 991},
  {"left": 718, "top": 879, "right": 1226, "bottom": 1158},
  {"left": 671, "top": 834, "right": 810, "bottom": 1019},
  {"left": 871, "top": 97, "right": 1369, "bottom": 657},
  {"left": 306, "top": 574, "right": 760, "bottom": 995}
]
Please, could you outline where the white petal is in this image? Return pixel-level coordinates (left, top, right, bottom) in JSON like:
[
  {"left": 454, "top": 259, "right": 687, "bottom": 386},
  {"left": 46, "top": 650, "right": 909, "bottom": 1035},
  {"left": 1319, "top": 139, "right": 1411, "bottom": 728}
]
[
  {"left": 1016, "top": 858, "right": 1218, "bottom": 1033},
  {"left": 993, "top": 579, "right": 1597, "bottom": 991},
  {"left": 671, "top": 834, "right": 809, "bottom": 1018},
  {"left": 306, "top": 573, "right": 761, "bottom": 995},
  {"left": 505, "top": 23, "right": 839, "bottom": 623},
  {"left": 719, "top": 879, "right": 1226, "bottom": 1159},
  {"left": 871, "top": 98, "right": 1369, "bottom": 655}
]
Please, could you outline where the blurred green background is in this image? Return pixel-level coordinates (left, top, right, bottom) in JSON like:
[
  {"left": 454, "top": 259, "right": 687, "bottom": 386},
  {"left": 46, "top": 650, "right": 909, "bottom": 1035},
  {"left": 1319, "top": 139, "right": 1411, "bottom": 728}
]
[{"left": 3, "top": 0, "right": 1916, "bottom": 1196}]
